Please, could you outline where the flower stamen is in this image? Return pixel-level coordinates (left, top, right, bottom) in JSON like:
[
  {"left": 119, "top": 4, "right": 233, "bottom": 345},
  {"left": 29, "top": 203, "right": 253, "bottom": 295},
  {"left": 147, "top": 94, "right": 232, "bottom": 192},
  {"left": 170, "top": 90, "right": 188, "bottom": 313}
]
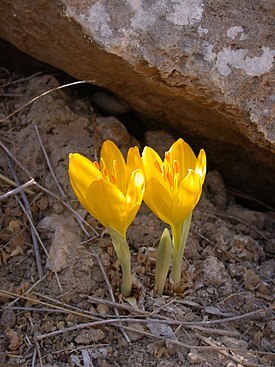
[
  {"left": 93, "top": 161, "right": 100, "bottom": 170},
  {"left": 165, "top": 151, "right": 171, "bottom": 163},
  {"left": 166, "top": 172, "right": 173, "bottom": 187},
  {"left": 154, "top": 161, "right": 162, "bottom": 173}
]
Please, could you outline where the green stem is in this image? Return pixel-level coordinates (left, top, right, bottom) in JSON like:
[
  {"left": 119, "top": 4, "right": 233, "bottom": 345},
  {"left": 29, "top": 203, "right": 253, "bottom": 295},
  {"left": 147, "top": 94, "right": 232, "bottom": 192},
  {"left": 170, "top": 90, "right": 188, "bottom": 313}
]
[
  {"left": 154, "top": 228, "right": 172, "bottom": 295},
  {"left": 171, "top": 212, "right": 192, "bottom": 288},
  {"left": 108, "top": 227, "right": 132, "bottom": 297}
]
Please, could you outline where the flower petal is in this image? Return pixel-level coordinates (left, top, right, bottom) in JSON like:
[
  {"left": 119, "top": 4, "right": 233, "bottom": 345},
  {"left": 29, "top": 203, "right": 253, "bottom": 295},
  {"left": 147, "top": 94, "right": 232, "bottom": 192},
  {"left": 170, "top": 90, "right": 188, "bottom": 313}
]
[
  {"left": 69, "top": 153, "right": 100, "bottom": 188},
  {"left": 168, "top": 138, "right": 196, "bottom": 179},
  {"left": 142, "top": 146, "right": 163, "bottom": 182},
  {"left": 126, "top": 146, "right": 143, "bottom": 173},
  {"left": 125, "top": 169, "right": 145, "bottom": 229},
  {"left": 68, "top": 153, "right": 101, "bottom": 209},
  {"left": 86, "top": 177, "right": 128, "bottom": 236},
  {"left": 195, "top": 149, "right": 207, "bottom": 183},
  {"left": 100, "top": 140, "right": 126, "bottom": 193},
  {"left": 171, "top": 170, "right": 202, "bottom": 224},
  {"left": 143, "top": 177, "right": 174, "bottom": 227}
]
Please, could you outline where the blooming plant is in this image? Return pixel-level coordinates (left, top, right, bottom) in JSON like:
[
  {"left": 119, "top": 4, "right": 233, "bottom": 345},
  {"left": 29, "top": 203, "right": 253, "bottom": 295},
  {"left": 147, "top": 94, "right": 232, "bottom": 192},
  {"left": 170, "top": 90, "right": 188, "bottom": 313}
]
[
  {"left": 68, "top": 140, "right": 145, "bottom": 297},
  {"left": 141, "top": 138, "right": 206, "bottom": 289}
]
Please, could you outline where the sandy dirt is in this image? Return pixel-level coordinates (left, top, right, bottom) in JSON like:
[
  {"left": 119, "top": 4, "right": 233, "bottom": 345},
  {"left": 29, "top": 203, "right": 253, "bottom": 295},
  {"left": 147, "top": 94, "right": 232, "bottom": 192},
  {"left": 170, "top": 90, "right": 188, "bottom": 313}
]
[{"left": 0, "top": 71, "right": 274, "bottom": 367}]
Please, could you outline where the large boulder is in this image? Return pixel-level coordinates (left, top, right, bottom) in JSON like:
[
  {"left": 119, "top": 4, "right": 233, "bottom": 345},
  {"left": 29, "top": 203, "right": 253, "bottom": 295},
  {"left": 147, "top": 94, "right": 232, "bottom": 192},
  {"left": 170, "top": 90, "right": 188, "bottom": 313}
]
[{"left": 0, "top": 0, "right": 274, "bottom": 205}]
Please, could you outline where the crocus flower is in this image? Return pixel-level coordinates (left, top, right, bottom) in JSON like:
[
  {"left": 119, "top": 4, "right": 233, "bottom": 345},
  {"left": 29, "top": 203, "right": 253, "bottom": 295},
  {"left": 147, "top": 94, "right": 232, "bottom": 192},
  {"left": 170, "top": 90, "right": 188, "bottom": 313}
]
[
  {"left": 141, "top": 138, "right": 206, "bottom": 288},
  {"left": 68, "top": 140, "right": 145, "bottom": 296}
]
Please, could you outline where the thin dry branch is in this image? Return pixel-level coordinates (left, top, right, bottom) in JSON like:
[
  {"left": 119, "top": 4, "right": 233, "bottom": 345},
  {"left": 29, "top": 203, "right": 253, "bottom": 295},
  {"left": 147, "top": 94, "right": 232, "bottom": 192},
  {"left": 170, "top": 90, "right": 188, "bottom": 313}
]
[
  {"left": 196, "top": 332, "right": 269, "bottom": 367},
  {"left": 86, "top": 295, "right": 152, "bottom": 316},
  {"left": 33, "top": 124, "right": 97, "bottom": 237},
  {"left": 6, "top": 154, "right": 43, "bottom": 278},
  {"left": 199, "top": 209, "right": 269, "bottom": 240},
  {"left": 34, "top": 308, "right": 270, "bottom": 340},
  {"left": 15, "top": 198, "right": 62, "bottom": 291},
  {"left": 0, "top": 71, "right": 42, "bottom": 89},
  {"left": 0, "top": 177, "right": 35, "bottom": 200},
  {"left": 0, "top": 80, "right": 94, "bottom": 123},
  {"left": 0, "top": 139, "right": 98, "bottom": 236},
  {"left": 91, "top": 249, "right": 131, "bottom": 343}
]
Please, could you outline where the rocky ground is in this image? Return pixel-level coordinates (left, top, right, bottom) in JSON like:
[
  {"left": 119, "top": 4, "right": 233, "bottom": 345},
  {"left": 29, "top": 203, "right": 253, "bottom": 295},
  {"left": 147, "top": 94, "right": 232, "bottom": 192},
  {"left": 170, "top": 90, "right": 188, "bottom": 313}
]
[{"left": 0, "top": 69, "right": 274, "bottom": 367}]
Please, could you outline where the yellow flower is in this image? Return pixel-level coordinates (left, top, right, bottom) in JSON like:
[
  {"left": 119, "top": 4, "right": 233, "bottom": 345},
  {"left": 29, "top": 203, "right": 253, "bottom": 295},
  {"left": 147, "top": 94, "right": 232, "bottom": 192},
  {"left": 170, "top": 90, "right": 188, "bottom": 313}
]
[
  {"left": 142, "top": 138, "right": 206, "bottom": 228},
  {"left": 68, "top": 140, "right": 145, "bottom": 239},
  {"left": 141, "top": 138, "right": 206, "bottom": 287},
  {"left": 68, "top": 140, "right": 145, "bottom": 297}
]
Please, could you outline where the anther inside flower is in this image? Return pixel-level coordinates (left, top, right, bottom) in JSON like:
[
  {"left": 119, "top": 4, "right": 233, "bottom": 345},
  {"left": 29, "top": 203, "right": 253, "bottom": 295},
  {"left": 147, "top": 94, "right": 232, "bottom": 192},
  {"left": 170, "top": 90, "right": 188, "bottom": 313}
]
[{"left": 154, "top": 152, "right": 182, "bottom": 192}]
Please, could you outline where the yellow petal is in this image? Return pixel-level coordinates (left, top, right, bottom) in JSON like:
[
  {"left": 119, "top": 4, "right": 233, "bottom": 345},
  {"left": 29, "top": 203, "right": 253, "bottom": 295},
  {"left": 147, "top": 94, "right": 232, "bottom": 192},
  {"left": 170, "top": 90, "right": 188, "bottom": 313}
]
[
  {"left": 100, "top": 140, "right": 126, "bottom": 193},
  {"left": 168, "top": 138, "right": 196, "bottom": 180},
  {"left": 86, "top": 177, "right": 128, "bottom": 237},
  {"left": 195, "top": 149, "right": 207, "bottom": 183},
  {"left": 171, "top": 170, "right": 202, "bottom": 224},
  {"left": 69, "top": 153, "right": 100, "bottom": 189},
  {"left": 68, "top": 153, "right": 101, "bottom": 210},
  {"left": 143, "top": 178, "right": 174, "bottom": 227},
  {"left": 125, "top": 169, "right": 145, "bottom": 229},
  {"left": 142, "top": 146, "right": 163, "bottom": 182},
  {"left": 126, "top": 146, "right": 143, "bottom": 173}
]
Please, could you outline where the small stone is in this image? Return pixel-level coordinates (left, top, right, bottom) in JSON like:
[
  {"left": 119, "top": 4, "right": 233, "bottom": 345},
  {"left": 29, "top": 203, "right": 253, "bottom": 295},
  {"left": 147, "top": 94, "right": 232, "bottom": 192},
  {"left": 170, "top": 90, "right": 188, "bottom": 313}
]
[
  {"left": 243, "top": 269, "right": 268, "bottom": 294},
  {"left": 74, "top": 328, "right": 105, "bottom": 344},
  {"left": 37, "top": 196, "right": 49, "bottom": 210},
  {"left": 92, "top": 91, "right": 131, "bottom": 115},
  {"left": 0, "top": 309, "right": 16, "bottom": 330},
  {"left": 144, "top": 130, "right": 175, "bottom": 158},
  {"left": 5, "top": 329, "right": 22, "bottom": 351},
  {"left": 203, "top": 255, "right": 230, "bottom": 285},
  {"left": 126, "top": 323, "right": 147, "bottom": 342},
  {"left": 56, "top": 321, "right": 65, "bottom": 330},
  {"left": 97, "top": 304, "right": 110, "bottom": 316},
  {"left": 53, "top": 203, "right": 64, "bottom": 214},
  {"left": 204, "top": 171, "right": 227, "bottom": 209},
  {"left": 187, "top": 349, "right": 206, "bottom": 364},
  {"left": 97, "top": 116, "right": 130, "bottom": 146}
]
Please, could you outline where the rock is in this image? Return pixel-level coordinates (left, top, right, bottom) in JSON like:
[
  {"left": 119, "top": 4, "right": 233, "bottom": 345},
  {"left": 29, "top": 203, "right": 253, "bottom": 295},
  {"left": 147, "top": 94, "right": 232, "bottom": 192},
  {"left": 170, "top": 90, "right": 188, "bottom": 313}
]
[
  {"left": 144, "top": 130, "right": 176, "bottom": 157},
  {"left": 74, "top": 328, "right": 105, "bottom": 344},
  {"left": 243, "top": 269, "right": 268, "bottom": 294},
  {"left": 38, "top": 213, "right": 83, "bottom": 273},
  {"left": 204, "top": 171, "right": 227, "bottom": 210},
  {"left": 92, "top": 91, "right": 131, "bottom": 115},
  {"left": 96, "top": 116, "right": 130, "bottom": 146},
  {"left": 0, "top": 310, "right": 16, "bottom": 330},
  {"left": 0, "top": 1, "right": 274, "bottom": 205},
  {"left": 37, "top": 213, "right": 104, "bottom": 297},
  {"left": 203, "top": 255, "right": 228, "bottom": 285},
  {"left": 187, "top": 349, "right": 206, "bottom": 364}
]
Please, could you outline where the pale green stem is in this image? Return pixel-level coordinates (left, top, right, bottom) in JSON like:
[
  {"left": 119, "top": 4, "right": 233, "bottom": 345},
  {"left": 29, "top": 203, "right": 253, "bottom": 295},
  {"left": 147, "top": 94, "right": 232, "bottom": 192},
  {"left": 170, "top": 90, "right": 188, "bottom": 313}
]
[
  {"left": 171, "top": 212, "right": 192, "bottom": 287},
  {"left": 108, "top": 227, "right": 132, "bottom": 297},
  {"left": 154, "top": 228, "right": 172, "bottom": 295}
]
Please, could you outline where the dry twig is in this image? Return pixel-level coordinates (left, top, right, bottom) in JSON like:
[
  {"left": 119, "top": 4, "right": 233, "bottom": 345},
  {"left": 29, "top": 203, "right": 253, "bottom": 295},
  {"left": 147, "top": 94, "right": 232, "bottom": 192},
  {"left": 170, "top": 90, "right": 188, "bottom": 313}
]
[
  {"left": 5, "top": 154, "right": 43, "bottom": 278},
  {"left": 91, "top": 249, "right": 131, "bottom": 343},
  {"left": 0, "top": 80, "right": 94, "bottom": 123},
  {"left": 0, "top": 177, "right": 35, "bottom": 200}
]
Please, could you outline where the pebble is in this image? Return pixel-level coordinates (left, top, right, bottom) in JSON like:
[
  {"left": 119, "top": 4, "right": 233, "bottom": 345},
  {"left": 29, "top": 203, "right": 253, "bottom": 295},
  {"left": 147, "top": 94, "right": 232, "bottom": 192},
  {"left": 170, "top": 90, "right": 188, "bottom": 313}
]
[
  {"left": 204, "top": 170, "right": 227, "bottom": 209},
  {"left": 203, "top": 255, "right": 230, "bottom": 285},
  {"left": 144, "top": 130, "right": 175, "bottom": 157},
  {"left": 97, "top": 116, "right": 130, "bottom": 146},
  {"left": 74, "top": 328, "right": 105, "bottom": 344},
  {"left": 0, "top": 309, "right": 16, "bottom": 329},
  {"left": 187, "top": 349, "right": 206, "bottom": 364},
  {"left": 92, "top": 91, "right": 131, "bottom": 115}
]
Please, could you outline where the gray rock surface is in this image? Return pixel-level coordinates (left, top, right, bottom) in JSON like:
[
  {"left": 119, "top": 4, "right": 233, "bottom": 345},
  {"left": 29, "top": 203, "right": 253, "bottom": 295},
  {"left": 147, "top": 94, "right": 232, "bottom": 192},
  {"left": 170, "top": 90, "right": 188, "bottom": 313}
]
[{"left": 0, "top": 0, "right": 274, "bottom": 204}]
